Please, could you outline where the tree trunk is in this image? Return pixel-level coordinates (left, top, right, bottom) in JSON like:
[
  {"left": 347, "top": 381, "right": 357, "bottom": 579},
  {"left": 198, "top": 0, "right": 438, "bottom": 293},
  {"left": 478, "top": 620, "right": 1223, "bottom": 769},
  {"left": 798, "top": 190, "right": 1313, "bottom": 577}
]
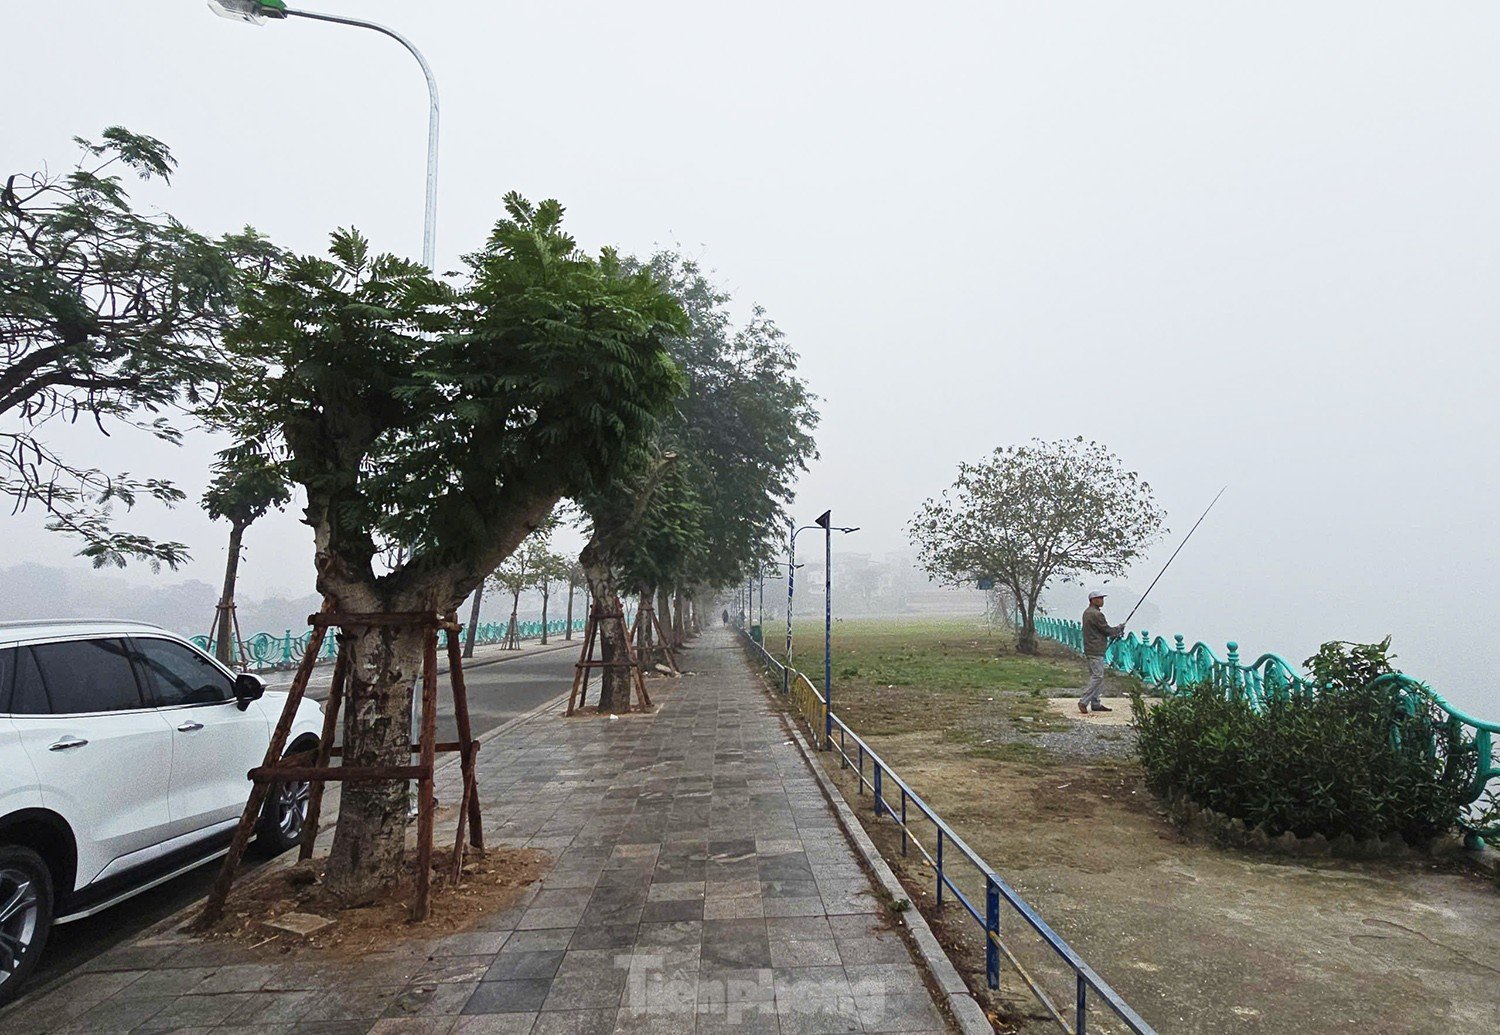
[
  {"left": 1016, "top": 596, "right": 1039, "bottom": 655},
  {"left": 506, "top": 591, "right": 521, "bottom": 649},
  {"left": 656, "top": 586, "right": 673, "bottom": 651},
  {"left": 565, "top": 582, "right": 575, "bottom": 640},
  {"left": 463, "top": 583, "right": 484, "bottom": 658},
  {"left": 215, "top": 521, "right": 246, "bottom": 665},
  {"left": 325, "top": 621, "right": 428, "bottom": 903},
  {"left": 672, "top": 587, "right": 687, "bottom": 648},
  {"left": 581, "top": 537, "right": 632, "bottom": 713},
  {"left": 540, "top": 582, "right": 550, "bottom": 645}
]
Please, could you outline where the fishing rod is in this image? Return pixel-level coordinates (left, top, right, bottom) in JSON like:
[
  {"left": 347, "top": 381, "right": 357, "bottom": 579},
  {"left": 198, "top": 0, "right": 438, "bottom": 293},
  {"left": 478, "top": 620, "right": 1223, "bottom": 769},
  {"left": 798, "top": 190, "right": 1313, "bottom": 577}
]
[{"left": 1121, "top": 485, "right": 1227, "bottom": 628}]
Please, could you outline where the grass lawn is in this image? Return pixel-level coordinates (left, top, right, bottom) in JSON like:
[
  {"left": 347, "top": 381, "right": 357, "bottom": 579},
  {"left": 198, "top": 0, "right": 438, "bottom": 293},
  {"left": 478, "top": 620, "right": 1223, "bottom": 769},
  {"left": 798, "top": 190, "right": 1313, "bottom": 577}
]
[{"left": 782, "top": 615, "right": 1090, "bottom": 756}]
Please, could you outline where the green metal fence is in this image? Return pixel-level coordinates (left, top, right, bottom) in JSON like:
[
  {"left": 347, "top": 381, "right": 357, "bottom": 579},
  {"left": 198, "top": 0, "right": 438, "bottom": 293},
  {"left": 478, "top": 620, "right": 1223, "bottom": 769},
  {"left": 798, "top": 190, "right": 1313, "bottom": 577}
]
[
  {"left": 1034, "top": 616, "right": 1500, "bottom": 848},
  {"left": 194, "top": 617, "right": 585, "bottom": 671}
]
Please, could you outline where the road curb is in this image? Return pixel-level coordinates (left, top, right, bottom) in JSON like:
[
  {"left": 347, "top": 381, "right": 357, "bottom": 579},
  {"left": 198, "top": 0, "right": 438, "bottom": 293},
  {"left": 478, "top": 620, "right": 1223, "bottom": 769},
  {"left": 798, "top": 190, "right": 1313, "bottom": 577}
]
[{"left": 771, "top": 686, "right": 994, "bottom": 1034}]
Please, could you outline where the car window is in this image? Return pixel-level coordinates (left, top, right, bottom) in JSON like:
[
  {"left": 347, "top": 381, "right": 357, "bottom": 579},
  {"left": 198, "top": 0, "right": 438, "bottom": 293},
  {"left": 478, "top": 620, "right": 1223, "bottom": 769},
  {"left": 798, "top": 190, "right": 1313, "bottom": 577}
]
[
  {"left": 0, "top": 647, "right": 13, "bottom": 712},
  {"left": 133, "top": 637, "right": 234, "bottom": 707},
  {"left": 25, "top": 639, "right": 146, "bottom": 714}
]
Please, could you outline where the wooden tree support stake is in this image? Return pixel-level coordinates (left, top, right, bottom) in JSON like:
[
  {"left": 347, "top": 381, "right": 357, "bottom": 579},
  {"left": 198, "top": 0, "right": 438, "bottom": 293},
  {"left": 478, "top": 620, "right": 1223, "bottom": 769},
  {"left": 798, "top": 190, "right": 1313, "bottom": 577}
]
[
  {"left": 196, "top": 610, "right": 486, "bottom": 928},
  {"left": 568, "top": 602, "right": 651, "bottom": 715}
]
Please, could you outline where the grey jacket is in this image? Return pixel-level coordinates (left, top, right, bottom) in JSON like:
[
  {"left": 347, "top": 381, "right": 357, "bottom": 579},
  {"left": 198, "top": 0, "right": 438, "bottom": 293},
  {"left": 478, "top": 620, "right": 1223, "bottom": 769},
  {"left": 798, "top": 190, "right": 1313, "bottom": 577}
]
[{"left": 1082, "top": 605, "right": 1123, "bottom": 657}]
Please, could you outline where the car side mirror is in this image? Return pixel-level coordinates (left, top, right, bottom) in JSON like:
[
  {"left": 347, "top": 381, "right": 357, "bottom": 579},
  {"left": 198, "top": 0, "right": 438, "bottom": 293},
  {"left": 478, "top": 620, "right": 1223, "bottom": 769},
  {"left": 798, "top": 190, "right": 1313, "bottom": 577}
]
[{"left": 233, "top": 672, "right": 266, "bottom": 710}]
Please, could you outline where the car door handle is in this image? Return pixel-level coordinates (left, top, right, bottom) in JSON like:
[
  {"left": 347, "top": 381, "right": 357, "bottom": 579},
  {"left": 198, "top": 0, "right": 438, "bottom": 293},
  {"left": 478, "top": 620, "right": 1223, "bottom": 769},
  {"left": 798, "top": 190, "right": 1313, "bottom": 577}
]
[
  {"left": 176, "top": 720, "right": 205, "bottom": 732},
  {"left": 48, "top": 736, "right": 88, "bottom": 751}
]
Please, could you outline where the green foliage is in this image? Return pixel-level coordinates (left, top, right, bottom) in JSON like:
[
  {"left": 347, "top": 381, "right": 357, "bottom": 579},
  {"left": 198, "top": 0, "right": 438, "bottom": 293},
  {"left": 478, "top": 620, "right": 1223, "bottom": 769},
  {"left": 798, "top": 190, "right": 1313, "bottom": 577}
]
[
  {"left": 215, "top": 193, "right": 685, "bottom": 607},
  {"left": 1, "top": 128, "right": 273, "bottom": 568},
  {"left": 908, "top": 437, "right": 1165, "bottom": 651},
  {"left": 578, "top": 251, "right": 818, "bottom": 596},
  {"left": 1131, "top": 639, "right": 1477, "bottom": 846},
  {"left": 202, "top": 445, "right": 290, "bottom": 531}
]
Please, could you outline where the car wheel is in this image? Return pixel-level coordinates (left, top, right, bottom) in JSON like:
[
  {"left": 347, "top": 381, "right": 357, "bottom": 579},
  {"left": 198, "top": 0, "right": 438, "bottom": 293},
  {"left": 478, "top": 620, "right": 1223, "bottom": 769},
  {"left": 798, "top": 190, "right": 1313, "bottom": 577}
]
[
  {"left": 0, "top": 845, "right": 54, "bottom": 1007},
  {"left": 254, "top": 745, "right": 314, "bottom": 857}
]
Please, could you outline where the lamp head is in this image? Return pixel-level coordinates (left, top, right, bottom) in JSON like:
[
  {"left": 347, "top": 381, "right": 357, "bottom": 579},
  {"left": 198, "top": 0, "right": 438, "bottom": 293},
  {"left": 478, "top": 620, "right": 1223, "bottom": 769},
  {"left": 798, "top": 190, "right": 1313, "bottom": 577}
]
[{"left": 207, "top": 0, "right": 288, "bottom": 25}]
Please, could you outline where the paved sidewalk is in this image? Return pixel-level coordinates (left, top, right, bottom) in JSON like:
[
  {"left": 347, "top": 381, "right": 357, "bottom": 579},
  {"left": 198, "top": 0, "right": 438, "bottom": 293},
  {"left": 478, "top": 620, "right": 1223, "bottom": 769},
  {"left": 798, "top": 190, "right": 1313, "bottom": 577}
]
[{"left": 2, "top": 628, "right": 952, "bottom": 1034}]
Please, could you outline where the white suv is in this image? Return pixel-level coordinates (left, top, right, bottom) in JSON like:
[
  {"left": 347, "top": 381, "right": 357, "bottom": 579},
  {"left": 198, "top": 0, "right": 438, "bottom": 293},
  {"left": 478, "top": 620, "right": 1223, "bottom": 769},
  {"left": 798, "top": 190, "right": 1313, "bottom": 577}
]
[{"left": 0, "top": 621, "right": 324, "bottom": 1003}]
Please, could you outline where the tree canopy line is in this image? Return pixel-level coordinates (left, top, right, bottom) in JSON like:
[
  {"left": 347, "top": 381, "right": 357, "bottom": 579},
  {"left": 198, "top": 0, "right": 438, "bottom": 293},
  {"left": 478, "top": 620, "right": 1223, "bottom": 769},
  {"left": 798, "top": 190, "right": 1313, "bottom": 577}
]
[{"left": 2, "top": 129, "right": 817, "bottom": 901}]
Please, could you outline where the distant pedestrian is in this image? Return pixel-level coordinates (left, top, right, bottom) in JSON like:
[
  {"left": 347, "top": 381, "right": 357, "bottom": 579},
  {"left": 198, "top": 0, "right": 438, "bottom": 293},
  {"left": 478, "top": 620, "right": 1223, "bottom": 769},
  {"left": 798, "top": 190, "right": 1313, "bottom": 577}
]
[
  {"left": 1079, "top": 590, "right": 1123, "bottom": 714},
  {"left": 722, "top": 608, "right": 729, "bottom": 625}
]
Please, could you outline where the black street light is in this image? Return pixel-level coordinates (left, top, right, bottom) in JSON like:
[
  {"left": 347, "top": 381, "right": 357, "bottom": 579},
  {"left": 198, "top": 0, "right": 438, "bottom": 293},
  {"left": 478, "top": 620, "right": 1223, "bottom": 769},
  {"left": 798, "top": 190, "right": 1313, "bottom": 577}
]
[{"left": 785, "top": 512, "right": 859, "bottom": 748}]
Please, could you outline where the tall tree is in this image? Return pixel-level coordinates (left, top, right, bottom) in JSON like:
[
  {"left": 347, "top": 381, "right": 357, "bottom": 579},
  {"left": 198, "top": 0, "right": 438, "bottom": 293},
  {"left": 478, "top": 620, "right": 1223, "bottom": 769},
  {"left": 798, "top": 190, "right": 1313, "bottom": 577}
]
[
  {"left": 2, "top": 128, "right": 267, "bottom": 568},
  {"left": 214, "top": 195, "right": 683, "bottom": 900},
  {"left": 574, "top": 252, "right": 818, "bottom": 695},
  {"left": 908, "top": 437, "right": 1166, "bottom": 654},
  {"left": 489, "top": 522, "right": 558, "bottom": 649},
  {"left": 201, "top": 447, "right": 290, "bottom": 664}
]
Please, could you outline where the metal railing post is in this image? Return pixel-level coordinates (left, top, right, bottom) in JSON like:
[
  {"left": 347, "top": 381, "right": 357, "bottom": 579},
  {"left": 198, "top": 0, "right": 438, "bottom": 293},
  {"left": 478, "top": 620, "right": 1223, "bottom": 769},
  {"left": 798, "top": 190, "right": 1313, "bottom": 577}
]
[
  {"left": 986, "top": 877, "right": 1000, "bottom": 990},
  {"left": 1077, "top": 974, "right": 1088, "bottom": 1035},
  {"left": 936, "top": 829, "right": 944, "bottom": 906},
  {"left": 873, "top": 761, "right": 883, "bottom": 818},
  {"left": 900, "top": 791, "right": 908, "bottom": 855}
]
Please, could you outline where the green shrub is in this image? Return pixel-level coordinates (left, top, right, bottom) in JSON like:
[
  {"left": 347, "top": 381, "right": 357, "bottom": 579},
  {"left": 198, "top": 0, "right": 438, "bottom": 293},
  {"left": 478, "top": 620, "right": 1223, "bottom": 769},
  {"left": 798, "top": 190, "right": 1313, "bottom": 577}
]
[{"left": 1131, "top": 639, "right": 1476, "bottom": 846}]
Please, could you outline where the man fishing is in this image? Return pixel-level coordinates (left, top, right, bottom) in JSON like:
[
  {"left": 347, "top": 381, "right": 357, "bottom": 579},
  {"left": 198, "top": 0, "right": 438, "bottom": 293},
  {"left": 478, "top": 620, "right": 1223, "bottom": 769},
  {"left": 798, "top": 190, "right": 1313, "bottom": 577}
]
[{"left": 1079, "top": 590, "right": 1124, "bottom": 714}]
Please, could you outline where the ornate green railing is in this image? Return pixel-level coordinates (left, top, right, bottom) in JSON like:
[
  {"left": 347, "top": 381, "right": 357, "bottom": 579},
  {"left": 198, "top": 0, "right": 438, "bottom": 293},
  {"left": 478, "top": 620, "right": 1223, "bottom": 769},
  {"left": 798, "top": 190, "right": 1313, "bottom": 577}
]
[
  {"left": 193, "top": 617, "right": 584, "bottom": 671},
  {"left": 1034, "top": 616, "right": 1499, "bottom": 848}
]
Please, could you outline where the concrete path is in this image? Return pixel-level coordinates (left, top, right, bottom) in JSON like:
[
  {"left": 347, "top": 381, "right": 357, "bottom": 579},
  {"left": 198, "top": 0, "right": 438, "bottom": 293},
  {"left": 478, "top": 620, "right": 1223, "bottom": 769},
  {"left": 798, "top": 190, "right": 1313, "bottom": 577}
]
[{"left": 1, "top": 629, "right": 953, "bottom": 1034}]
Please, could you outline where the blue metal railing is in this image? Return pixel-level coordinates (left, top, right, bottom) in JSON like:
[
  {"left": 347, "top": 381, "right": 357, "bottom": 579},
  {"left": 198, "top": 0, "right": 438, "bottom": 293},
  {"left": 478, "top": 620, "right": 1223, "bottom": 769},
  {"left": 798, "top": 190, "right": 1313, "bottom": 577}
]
[
  {"left": 195, "top": 616, "right": 586, "bottom": 671},
  {"left": 1034, "top": 616, "right": 1500, "bottom": 848},
  {"left": 741, "top": 633, "right": 1155, "bottom": 1035}
]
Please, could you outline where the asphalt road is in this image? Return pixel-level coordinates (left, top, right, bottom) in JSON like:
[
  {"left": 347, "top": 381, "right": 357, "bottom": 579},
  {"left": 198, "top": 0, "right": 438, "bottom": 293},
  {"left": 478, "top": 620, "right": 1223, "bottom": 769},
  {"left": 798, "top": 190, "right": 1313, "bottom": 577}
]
[{"left": 32, "top": 643, "right": 580, "bottom": 987}]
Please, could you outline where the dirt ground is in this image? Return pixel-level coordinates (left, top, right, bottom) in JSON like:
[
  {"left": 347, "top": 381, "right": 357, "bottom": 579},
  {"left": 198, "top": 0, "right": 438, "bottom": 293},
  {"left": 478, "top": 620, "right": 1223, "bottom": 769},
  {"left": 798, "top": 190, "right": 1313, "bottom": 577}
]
[
  {"left": 199, "top": 847, "right": 550, "bottom": 959},
  {"left": 773, "top": 620, "right": 1500, "bottom": 1034}
]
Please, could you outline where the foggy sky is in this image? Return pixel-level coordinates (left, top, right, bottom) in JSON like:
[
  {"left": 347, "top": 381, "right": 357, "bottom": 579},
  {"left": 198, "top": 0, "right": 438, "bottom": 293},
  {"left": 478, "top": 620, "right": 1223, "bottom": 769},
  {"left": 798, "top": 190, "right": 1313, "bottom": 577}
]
[{"left": 5, "top": 2, "right": 1497, "bottom": 718}]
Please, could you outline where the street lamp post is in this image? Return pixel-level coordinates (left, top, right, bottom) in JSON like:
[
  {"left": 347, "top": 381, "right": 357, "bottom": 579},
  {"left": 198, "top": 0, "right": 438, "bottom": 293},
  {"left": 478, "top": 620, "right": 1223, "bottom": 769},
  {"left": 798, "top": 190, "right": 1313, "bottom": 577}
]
[
  {"left": 785, "top": 512, "right": 858, "bottom": 747},
  {"left": 207, "top": 0, "right": 440, "bottom": 272}
]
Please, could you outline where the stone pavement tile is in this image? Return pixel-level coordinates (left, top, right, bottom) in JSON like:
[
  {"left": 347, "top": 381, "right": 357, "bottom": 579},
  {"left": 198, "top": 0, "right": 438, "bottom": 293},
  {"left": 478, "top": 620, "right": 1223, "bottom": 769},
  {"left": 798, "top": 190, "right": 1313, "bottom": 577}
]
[
  {"left": 135, "top": 992, "right": 259, "bottom": 1030},
  {"left": 292, "top": 985, "right": 402, "bottom": 1023},
  {"left": 540, "top": 971, "right": 629, "bottom": 1012},
  {"left": 612, "top": 1004, "right": 694, "bottom": 1034},
  {"left": 695, "top": 967, "right": 776, "bottom": 1010},
  {"left": 77, "top": 941, "right": 185, "bottom": 974},
  {"left": 221, "top": 988, "right": 323, "bottom": 1026},
  {"left": 566, "top": 923, "right": 637, "bottom": 951},
  {"left": 769, "top": 937, "right": 842, "bottom": 968},
  {"left": 646, "top": 880, "right": 705, "bottom": 902},
  {"left": 843, "top": 963, "right": 925, "bottom": 998},
  {"left": 761, "top": 897, "right": 824, "bottom": 918},
  {"left": 192, "top": 962, "right": 286, "bottom": 994},
  {"left": 368, "top": 1018, "right": 457, "bottom": 1034},
  {"left": 114, "top": 965, "right": 218, "bottom": 998},
  {"left": 451, "top": 1012, "right": 536, "bottom": 1034},
  {"left": 53, "top": 993, "right": 174, "bottom": 1033},
  {"left": 765, "top": 916, "right": 835, "bottom": 941},
  {"left": 384, "top": 981, "right": 481, "bottom": 1018},
  {"left": 775, "top": 993, "right": 863, "bottom": 1035},
  {"left": 529, "top": 1008, "right": 617, "bottom": 1034},
  {"left": 694, "top": 999, "right": 781, "bottom": 1035},
  {"left": 640, "top": 898, "right": 703, "bottom": 923},
  {"left": 430, "top": 931, "right": 511, "bottom": 957},
  {"left": 462, "top": 979, "right": 552, "bottom": 1015},
  {"left": 484, "top": 949, "right": 564, "bottom": 982},
  {"left": 705, "top": 877, "right": 760, "bottom": 901},
  {"left": 416, "top": 957, "right": 499, "bottom": 985},
  {"left": 855, "top": 992, "right": 946, "bottom": 1033},
  {"left": 825, "top": 917, "right": 911, "bottom": 966},
  {"left": 503, "top": 928, "right": 575, "bottom": 952},
  {"left": 703, "top": 897, "right": 764, "bottom": 921},
  {"left": 772, "top": 966, "right": 854, "bottom": 1001}
]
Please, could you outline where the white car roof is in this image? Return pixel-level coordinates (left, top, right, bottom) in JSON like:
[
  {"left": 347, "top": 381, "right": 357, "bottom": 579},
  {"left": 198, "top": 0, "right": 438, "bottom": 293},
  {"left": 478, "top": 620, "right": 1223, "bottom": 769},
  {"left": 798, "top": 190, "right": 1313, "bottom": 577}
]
[{"left": 0, "top": 620, "right": 176, "bottom": 646}]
